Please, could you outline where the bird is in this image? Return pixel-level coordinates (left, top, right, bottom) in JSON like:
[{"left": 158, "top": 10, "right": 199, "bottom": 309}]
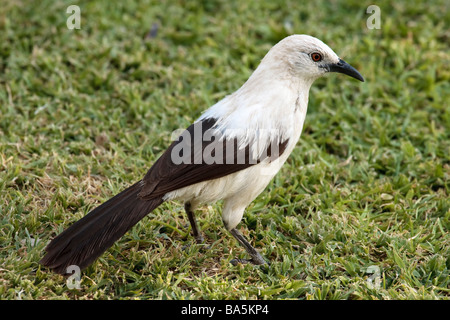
[{"left": 40, "top": 34, "right": 364, "bottom": 275}]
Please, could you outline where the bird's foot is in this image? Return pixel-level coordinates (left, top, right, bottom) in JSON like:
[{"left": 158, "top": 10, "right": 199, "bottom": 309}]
[{"left": 230, "top": 256, "right": 268, "bottom": 266}]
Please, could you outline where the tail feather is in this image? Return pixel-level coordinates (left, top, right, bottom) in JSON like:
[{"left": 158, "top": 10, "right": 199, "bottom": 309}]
[{"left": 40, "top": 182, "right": 164, "bottom": 275}]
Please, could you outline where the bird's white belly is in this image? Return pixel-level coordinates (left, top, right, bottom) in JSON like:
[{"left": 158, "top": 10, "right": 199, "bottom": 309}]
[{"left": 163, "top": 157, "right": 282, "bottom": 205}]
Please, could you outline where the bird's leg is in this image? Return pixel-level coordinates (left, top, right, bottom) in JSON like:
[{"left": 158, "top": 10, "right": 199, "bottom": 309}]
[
  {"left": 229, "top": 228, "right": 266, "bottom": 266},
  {"left": 184, "top": 202, "right": 204, "bottom": 244}
]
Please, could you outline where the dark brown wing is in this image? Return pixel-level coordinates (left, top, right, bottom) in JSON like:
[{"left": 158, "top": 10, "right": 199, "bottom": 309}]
[{"left": 138, "top": 118, "right": 289, "bottom": 200}]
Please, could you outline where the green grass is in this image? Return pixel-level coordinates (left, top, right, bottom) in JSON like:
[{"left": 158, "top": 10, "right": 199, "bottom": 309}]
[{"left": 0, "top": 0, "right": 449, "bottom": 300}]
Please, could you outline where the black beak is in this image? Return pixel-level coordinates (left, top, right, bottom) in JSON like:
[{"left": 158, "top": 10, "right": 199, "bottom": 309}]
[{"left": 325, "top": 59, "right": 364, "bottom": 82}]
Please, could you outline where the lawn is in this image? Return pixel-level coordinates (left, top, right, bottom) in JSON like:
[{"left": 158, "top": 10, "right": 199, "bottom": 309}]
[{"left": 0, "top": 0, "right": 448, "bottom": 300}]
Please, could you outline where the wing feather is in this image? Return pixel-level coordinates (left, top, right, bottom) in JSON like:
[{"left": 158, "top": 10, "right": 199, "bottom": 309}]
[{"left": 138, "top": 118, "right": 289, "bottom": 199}]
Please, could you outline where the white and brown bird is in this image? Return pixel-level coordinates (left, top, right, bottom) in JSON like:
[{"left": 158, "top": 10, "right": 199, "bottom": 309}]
[{"left": 41, "top": 35, "right": 364, "bottom": 274}]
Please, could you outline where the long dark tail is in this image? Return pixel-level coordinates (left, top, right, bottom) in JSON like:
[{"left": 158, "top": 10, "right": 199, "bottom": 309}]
[{"left": 40, "top": 181, "right": 164, "bottom": 275}]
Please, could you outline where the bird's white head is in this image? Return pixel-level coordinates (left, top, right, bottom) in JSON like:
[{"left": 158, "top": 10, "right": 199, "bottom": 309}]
[{"left": 260, "top": 34, "right": 364, "bottom": 83}]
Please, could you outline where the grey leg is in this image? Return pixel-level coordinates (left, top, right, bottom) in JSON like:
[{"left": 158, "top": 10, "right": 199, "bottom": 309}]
[
  {"left": 184, "top": 202, "right": 204, "bottom": 244},
  {"left": 229, "top": 228, "right": 266, "bottom": 265}
]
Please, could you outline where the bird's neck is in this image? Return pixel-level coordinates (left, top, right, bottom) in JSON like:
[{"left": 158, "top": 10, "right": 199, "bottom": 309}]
[
  {"left": 243, "top": 61, "right": 315, "bottom": 93},
  {"left": 238, "top": 65, "right": 314, "bottom": 109}
]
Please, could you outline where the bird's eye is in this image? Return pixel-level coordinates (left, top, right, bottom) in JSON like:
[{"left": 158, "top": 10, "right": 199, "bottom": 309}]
[{"left": 311, "top": 52, "right": 323, "bottom": 62}]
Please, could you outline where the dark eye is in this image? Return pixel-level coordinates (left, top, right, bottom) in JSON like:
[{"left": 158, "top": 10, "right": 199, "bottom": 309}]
[{"left": 311, "top": 52, "right": 323, "bottom": 62}]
